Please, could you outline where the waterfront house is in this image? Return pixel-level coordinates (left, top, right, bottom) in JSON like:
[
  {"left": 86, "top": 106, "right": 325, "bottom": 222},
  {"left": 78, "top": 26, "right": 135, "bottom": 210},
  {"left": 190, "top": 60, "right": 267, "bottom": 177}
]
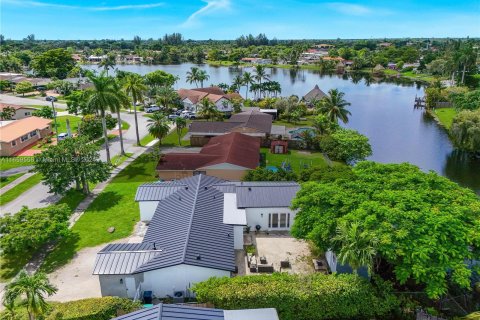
[{"left": 178, "top": 87, "right": 243, "bottom": 114}]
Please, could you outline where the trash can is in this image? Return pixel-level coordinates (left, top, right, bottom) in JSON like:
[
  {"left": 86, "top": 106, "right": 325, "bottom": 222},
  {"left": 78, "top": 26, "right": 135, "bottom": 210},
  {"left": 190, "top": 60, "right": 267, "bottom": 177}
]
[{"left": 143, "top": 290, "right": 153, "bottom": 304}]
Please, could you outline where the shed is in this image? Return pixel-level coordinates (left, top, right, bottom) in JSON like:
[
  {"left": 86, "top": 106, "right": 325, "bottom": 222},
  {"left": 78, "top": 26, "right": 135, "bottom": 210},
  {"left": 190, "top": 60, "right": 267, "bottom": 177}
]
[{"left": 270, "top": 140, "right": 288, "bottom": 154}]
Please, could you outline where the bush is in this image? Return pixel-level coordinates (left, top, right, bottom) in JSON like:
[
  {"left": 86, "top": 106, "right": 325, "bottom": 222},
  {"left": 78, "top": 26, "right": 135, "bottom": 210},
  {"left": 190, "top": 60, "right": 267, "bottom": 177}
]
[{"left": 193, "top": 273, "right": 399, "bottom": 320}]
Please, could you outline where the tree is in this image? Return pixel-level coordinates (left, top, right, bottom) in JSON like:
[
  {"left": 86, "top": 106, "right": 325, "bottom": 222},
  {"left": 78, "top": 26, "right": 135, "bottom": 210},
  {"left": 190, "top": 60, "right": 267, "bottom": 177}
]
[
  {"left": 48, "top": 79, "right": 75, "bottom": 96},
  {"left": 317, "top": 89, "right": 351, "bottom": 124},
  {"left": 174, "top": 116, "right": 187, "bottom": 146},
  {"left": 243, "top": 167, "right": 297, "bottom": 181},
  {"left": 242, "top": 72, "right": 254, "bottom": 99},
  {"left": 155, "top": 86, "right": 180, "bottom": 113},
  {"left": 15, "top": 81, "right": 33, "bottom": 96},
  {"left": 66, "top": 90, "right": 94, "bottom": 115},
  {"left": 0, "top": 79, "right": 11, "bottom": 92},
  {"left": 111, "top": 80, "right": 129, "bottom": 155},
  {"left": 450, "top": 89, "right": 480, "bottom": 111},
  {"left": 197, "top": 97, "right": 221, "bottom": 121},
  {"left": 123, "top": 73, "right": 147, "bottom": 146},
  {"left": 145, "top": 70, "right": 176, "bottom": 88},
  {"left": 197, "top": 70, "right": 210, "bottom": 88},
  {"left": 254, "top": 65, "right": 269, "bottom": 86},
  {"left": 186, "top": 67, "right": 200, "bottom": 87},
  {"left": 0, "top": 204, "right": 70, "bottom": 255},
  {"left": 147, "top": 112, "right": 170, "bottom": 155},
  {"left": 312, "top": 114, "right": 339, "bottom": 135},
  {"left": 30, "top": 48, "right": 75, "bottom": 79},
  {"left": 32, "top": 106, "right": 54, "bottom": 119},
  {"left": 3, "top": 271, "right": 57, "bottom": 320},
  {"left": 319, "top": 129, "right": 372, "bottom": 164},
  {"left": 34, "top": 136, "right": 111, "bottom": 195},
  {"left": 98, "top": 54, "right": 116, "bottom": 75},
  {"left": 0, "top": 106, "right": 16, "bottom": 120},
  {"left": 450, "top": 110, "right": 480, "bottom": 154},
  {"left": 291, "top": 162, "right": 480, "bottom": 299}
]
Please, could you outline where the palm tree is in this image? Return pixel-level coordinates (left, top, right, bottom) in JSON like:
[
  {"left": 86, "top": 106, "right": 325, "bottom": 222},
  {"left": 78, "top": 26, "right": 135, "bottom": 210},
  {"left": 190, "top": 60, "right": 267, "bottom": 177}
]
[
  {"left": 186, "top": 67, "right": 200, "bottom": 87},
  {"left": 232, "top": 75, "right": 243, "bottom": 93},
  {"left": 198, "top": 97, "right": 220, "bottom": 121},
  {"left": 197, "top": 70, "right": 210, "bottom": 88},
  {"left": 155, "top": 86, "right": 179, "bottom": 114},
  {"left": 123, "top": 73, "right": 147, "bottom": 146},
  {"left": 3, "top": 271, "right": 57, "bottom": 320},
  {"left": 87, "top": 72, "right": 124, "bottom": 163},
  {"left": 254, "top": 65, "right": 269, "bottom": 85},
  {"left": 98, "top": 54, "right": 116, "bottom": 75},
  {"left": 333, "top": 221, "right": 378, "bottom": 275},
  {"left": 242, "top": 72, "right": 254, "bottom": 99},
  {"left": 111, "top": 80, "right": 130, "bottom": 155},
  {"left": 174, "top": 116, "right": 187, "bottom": 146},
  {"left": 147, "top": 112, "right": 171, "bottom": 155},
  {"left": 317, "top": 89, "right": 351, "bottom": 124}
]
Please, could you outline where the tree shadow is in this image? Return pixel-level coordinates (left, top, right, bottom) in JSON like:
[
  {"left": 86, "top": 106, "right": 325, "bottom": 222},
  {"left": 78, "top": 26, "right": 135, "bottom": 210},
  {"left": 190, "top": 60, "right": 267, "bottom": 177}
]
[
  {"left": 40, "top": 232, "right": 81, "bottom": 274},
  {"left": 0, "top": 251, "right": 35, "bottom": 281},
  {"left": 86, "top": 191, "right": 122, "bottom": 212}
]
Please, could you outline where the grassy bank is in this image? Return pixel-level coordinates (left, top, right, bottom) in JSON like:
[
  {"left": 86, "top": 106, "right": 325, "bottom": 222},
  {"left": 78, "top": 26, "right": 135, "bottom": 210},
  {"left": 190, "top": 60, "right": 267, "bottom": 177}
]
[
  {"left": 41, "top": 153, "right": 158, "bottom": 273},
  {"left": 262, "top": 148, "right": 338, "bottom": 172},
  {"left": 0, "top": 173, "right": 43, "bottom": 206},
  {"left": 433, "top": 108, "right": 456, "bottom": 129},
  {"left": 0, "top": 173, "right": 25, "bottom": 189}
]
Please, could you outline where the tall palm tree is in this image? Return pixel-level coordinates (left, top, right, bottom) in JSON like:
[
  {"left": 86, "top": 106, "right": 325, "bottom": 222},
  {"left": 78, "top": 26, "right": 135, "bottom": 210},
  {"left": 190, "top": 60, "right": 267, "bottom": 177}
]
[
  {"left": 155, "top": 86, "right": 179, "bottom": 114},
  {"left": 147, "top": 112, "right": 171, "bottom": 155},
  {"left": 112, "top": 80, "right": 130, "bottom": 155},
  {"left": 254, "top": 65, "right": 269, "bottom": 85},
  {"left": 198, "top": 97, "right": 220, "bottom": 121},
  {"left": 317, "top": 89, "right": 352, "bottom": 124},
  {"left": 242, "top": 72, "right": 254, "bottom": 99},
  {"left": 232, "top": 75, "right": 243, "bottom": 93},
  {"left": 333, "top": 221, "right": 378, "bottom": 275},
  {"left": 87, "top": 72, "right": 123, "bottom": 163},
  {"left": 3, "top": 271, "right": 57, "bottom": 320},
  {"left": 174, "top": 116, "right": 187, "bottom": 146},
  {"left": 98, "top": 54, "right": 116, "bottom": 75},
  {"left": 197, "top": 70, "right": 210, "bottom": 88},
  {"left": 186, "top": 67, "right": 200, "bottom": 87},
  {"left": 123, "top": 73, "right": 147, "bottom": 146}
]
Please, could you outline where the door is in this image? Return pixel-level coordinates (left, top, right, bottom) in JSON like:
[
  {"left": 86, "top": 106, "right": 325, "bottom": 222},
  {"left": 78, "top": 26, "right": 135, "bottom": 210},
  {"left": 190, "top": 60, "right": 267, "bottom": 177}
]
[{"left": 125, "top": 277, "right": 136, "bottom": 299}]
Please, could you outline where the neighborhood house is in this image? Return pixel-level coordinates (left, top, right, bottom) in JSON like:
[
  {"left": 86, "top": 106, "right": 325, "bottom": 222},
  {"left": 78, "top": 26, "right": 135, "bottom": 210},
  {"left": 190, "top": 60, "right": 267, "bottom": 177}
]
[
  {"left": 156, "top": 132, "right": 260, "bottom": 181},
  {"left": 178, "top": 86, "right": 243, "bottom": 114},
  {"left": 0, "top": 116, "right": 52, "bottom": 156},
  {"left": 93, "top": 175, "right": 299, "bottom": 299},
  {"left": 0, "top": 103, "right": 36, "bottom": 120}
]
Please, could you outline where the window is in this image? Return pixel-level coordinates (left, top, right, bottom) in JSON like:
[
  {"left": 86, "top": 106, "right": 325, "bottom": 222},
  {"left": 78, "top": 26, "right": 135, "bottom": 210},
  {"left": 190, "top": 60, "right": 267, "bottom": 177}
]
[
  {"left": 29, "top": 130, "right": 37, "bottom": 137},
  {"left": 25, "top": 112, "right": 31, "bottom": 116},
  {"left": 20, "top": 135, "right": 29, "bottom": 142},
  {"left": 268, "top": 213, "right": 291, "bottom": 229},
  {"left": 11, "top": 140, "right": 17, "bottom": 147}
]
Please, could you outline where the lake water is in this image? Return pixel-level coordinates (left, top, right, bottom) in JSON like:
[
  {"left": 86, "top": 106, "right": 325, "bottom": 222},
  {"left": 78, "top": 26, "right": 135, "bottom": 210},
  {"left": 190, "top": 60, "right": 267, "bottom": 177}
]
[{"left": 85, "top": 63, "right": 480, "bottom": 194}]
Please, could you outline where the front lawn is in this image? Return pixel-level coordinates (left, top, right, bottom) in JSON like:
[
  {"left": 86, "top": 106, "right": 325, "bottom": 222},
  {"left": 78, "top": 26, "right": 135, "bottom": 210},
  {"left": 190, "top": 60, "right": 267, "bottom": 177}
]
[
  {"left": 0, "top": 156, "right": 35, "bottom": 171},
  {"left": 162, "top": 125, "right": 190, "bottom": 147},
  {"left": 0, "top": 173, "right": 24, "bottom": 189},
  {"left": 433, "top": 108, "right": 456, "bottom": 129},
  {"left": 0, "top": 173, "right": 43, "bottom": 206},
  {"left": 262, "top": 148, "right": 335, "bottom": 172},
  {"left": 273, "top": 116, "right": 314, "bottom": 128},
  {"left": 41, "top": 153, "right": 158, "bottom": 273},
  {"left": 111, "top": 152, "right": 133, "bottom": 167},
  {"left": 53, "top": 115, "right": 82, "bottom": 133}
]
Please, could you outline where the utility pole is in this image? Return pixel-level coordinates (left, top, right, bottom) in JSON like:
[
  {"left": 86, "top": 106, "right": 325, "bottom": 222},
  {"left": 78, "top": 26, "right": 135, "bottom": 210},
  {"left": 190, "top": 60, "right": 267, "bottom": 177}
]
[{"left": 51, "top": 100, "right": 59, "bottom": 140}]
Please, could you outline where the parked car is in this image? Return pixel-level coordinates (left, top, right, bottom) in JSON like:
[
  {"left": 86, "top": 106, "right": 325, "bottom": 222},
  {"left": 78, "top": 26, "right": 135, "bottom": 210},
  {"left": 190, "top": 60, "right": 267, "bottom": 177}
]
[
  {"left": 57, "top": 132, "right": 70, "bottom": 140},
  {"left": 45, "top": 96, "right": 57, "bottom": 102},
  {"left": 144, "top": 105, "right": 160, "bottom": 113},
  {"left": 168, "top": 114, "right": 179, "bottom": 120},
  {"left": 182, "top": 112, "right": 196, "bottom": 120}
]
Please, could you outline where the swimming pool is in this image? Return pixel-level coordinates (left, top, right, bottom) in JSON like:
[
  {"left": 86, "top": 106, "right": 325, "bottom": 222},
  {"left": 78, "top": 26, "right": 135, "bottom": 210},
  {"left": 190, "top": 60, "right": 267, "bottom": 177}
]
[{"left": 289, "top": 127, "right": 314, "bottom": 140}]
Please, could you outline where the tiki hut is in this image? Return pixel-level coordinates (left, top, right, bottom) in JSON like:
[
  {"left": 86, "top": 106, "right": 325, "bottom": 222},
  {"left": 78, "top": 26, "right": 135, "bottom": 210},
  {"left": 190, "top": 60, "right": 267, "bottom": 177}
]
[
  {"left": 373, "top": 64, "right": 385, "bottom": 75},
  {"left": 303, "top": 85, "right": 327, "bottom": 105}
]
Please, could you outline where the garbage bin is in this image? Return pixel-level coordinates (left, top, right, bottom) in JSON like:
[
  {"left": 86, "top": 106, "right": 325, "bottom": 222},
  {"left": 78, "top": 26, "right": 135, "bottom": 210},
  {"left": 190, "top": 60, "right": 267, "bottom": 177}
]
[{"left": 143, "top": 290, "right": 153, "bottom": 304}]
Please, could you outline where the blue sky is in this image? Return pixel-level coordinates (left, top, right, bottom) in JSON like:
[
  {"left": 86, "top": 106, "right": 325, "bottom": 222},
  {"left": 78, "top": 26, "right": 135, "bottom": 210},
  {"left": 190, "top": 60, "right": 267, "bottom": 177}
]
[{"left": 1, "top": 0, "right": 479, "bottom": 40}]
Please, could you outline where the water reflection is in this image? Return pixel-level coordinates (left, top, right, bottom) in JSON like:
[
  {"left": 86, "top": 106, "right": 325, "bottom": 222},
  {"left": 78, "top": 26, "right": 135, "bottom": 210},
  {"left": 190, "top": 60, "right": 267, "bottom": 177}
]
[{"left": 444, "top": 150, "right": 480, "bottom": 195}]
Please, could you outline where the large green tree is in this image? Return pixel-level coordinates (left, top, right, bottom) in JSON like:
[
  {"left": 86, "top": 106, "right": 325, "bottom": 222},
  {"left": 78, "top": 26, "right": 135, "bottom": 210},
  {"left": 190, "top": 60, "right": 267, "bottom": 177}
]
[
  {"left": 15, "top": 81, "right": 33, "bottom": 96},
  {"left": 291, "top": 162, "right": 480, "bottom": 298},
  {"left": 145, "top": 70, "right": 176, "bottom": 88},
  {"left": 34, "top": 136, "right": 111, "bottom": 195},
  {"left": 317, "top": 89, "right": 352, "bottom": 124},
  {"left": 319, "top": 128, "right": 372, "bottom": 164},
  {"left": 450, "top": 109, "right": 480, "bottom": 154},
  {"left": 31, "top": 48, "right": 75, "bottom": 79}
]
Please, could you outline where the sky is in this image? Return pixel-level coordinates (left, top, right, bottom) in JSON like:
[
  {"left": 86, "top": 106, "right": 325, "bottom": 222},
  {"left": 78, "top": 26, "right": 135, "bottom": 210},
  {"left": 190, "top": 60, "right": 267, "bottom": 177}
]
[{"left": 1, "top": 0, "right": 479, "bottom": 40}]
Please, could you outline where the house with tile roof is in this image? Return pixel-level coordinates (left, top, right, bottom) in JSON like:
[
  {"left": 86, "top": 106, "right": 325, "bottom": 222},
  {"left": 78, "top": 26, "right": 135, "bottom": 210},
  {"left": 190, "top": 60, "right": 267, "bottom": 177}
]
[
  {"left": 0, "top": 116, "right": 52, "bottom": 156},
  {"left": 177, "top": 87, "right": 243, "bottom": 114},
  {"left": 156, "top": 132, "right": 260, "bottom": 181},
  {"left": 93, "top": 175, "right": 300, "bottom": 299},
  {"left": 0, "top": 103, "right": 37, "bottom": 120}
]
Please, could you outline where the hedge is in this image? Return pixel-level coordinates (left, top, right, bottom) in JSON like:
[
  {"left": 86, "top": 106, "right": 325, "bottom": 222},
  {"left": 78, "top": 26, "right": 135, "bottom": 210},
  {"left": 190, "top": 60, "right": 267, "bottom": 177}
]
[
  {"left": 193, "top": 273, "right": 399, "bottom": 320},
  {"left": 0, "top": 297, "right": 141, "bottom": 320}
]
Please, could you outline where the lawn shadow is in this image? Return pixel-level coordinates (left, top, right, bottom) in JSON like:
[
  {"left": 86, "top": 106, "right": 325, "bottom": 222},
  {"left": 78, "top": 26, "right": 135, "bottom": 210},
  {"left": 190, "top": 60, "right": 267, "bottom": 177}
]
[
  {"left": 114, "top": 154, "right": 157, "bottom": 183},
  {"left": 0, "top": 251, "right": 34, "bottom": 281},
  {"left": 86, "top": 191, "right": 122, "bottom": 212},
  {"left": 40, "top": 232, "right": 80, "bottom": 274}
]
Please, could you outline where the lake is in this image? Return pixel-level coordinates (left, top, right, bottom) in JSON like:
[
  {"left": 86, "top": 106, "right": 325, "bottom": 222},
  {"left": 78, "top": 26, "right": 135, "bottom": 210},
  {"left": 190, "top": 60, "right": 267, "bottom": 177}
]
[{"left": 84, "top": 63, "right": 480, "bottom": 194}]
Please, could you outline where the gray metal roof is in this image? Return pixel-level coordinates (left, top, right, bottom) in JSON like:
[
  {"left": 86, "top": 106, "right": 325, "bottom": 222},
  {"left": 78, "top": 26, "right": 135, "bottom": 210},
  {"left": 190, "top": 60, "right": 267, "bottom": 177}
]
[
  {"left": 136, "top": 175, "right": 235, "bottom": 273},
  {"left": 135, "top": 181, "right": 187, "bottom": 201},
  {"left": 113, "top": 303, "right": 224, "bottom": 320},
  {"left": 93, "top": 243, "right": 161, "bottom": 275},
  {"left": 213, "top": 181, "right": 300, "bottom": 208}
]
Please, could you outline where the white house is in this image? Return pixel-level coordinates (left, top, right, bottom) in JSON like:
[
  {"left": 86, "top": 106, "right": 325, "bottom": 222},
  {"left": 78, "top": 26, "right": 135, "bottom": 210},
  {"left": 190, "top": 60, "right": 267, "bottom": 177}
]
[
  {"left": 177, "top": 87, "right": 243, "bottom": 114},
  {"left": 93, "top": 175, "right": 300, "bottom": 299}
]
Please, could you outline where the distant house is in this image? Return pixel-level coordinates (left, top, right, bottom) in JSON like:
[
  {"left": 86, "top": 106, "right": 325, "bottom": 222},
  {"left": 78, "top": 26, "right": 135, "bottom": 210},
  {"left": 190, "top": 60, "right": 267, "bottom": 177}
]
[
  {"left": 0, "top": 116, "right": 52, "bottom": 156},
  {"left": 112, "top": 303, "right": 279, "bottom": 320},
  {"left": 189, "top": 109, "right": 273, "bottom": 146},
  {"left": 178, "top": 87, "right": 243, "bottom": 114},
  {"left": 378, "top": 42, "right": 392, "bottom": 48},
  {"left": 303, "top": 85, "right": 327, "bottom": 105},
  {"left": 0, "top": 103, "right": 36, "bottom": 120},
  {"left": 156, "top": 132, "right": 260, "bottom": 181},
  {"left": 314, "top": 44, "right": 335, "bottom": 50},
  {"left": 240, "top": 57, "right": 272, "bottom": 64},
  {"left": 94, "top": 175, "right": 299, "bottom": 299},
  {"left": 387, "top": 62, "right": 397, "bottom": 70}
]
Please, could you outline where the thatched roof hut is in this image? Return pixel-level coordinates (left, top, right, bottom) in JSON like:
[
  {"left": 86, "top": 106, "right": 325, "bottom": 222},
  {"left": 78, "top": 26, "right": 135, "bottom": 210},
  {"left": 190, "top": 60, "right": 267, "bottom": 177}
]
[
  {"left": 303, "top": 85, "right": 327, "bottom": 104},
  {"left": 373, "top": 64, "right": 385, "bottom": 74}
]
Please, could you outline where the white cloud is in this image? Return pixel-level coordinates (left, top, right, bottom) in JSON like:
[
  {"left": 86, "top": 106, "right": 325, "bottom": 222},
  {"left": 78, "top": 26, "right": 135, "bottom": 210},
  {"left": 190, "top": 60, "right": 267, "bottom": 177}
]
[
  {"left": 181, "top": 0, "right": 231, "bottom": 27},
  {"left": 2, "top": 0, "right": 164, "bottom": 11},
  {"left": 326, "top": 2, "right": 390, "bottom": 16}
]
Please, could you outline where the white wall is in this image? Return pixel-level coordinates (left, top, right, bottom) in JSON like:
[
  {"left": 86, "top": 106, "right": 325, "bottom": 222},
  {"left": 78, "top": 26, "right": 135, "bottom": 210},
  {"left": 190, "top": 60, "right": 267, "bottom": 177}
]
[
  {"left": 245, "top": 207, "right": 297, "bottom": 231},
  {"left": 214, "top": 98, "right": 232, "bottom": 113},
  {"left": 233, "top": 225, "right": 244, "bottom": 249},
  {"left": 325, "top": 250, "right": 337, "bottom": 273},
  {"left": 139, "top": 201, "right": 159, "bottom": 222},
  {"left": 142, "top": 264, "right": 230, "bottom": 298}
]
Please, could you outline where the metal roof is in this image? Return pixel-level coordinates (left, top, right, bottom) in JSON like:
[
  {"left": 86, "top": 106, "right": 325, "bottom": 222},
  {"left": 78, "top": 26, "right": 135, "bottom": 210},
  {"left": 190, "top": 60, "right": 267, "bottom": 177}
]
[
  {"left": 136, "top": 175, "right": 236, "bottom": 273},
  {"left": 93, "top": 243, "right": 161, "bottom": 275},
  {"left": 135, "top": 181, "right": 186, "bottom": 201},
  {"left": 113, "top": 303, "right": 225, "bottom": 320}
]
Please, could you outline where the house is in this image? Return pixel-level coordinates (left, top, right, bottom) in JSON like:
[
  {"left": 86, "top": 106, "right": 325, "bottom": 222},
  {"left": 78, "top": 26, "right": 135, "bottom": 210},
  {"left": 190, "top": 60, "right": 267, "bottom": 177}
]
[
  {"left": 178, "top": 87, "right": 243, "bottom": 114},
  {"left": 0, "top": 103, "right": 36, "bottom": 120},
  {"left": 94, "top": 175, "right": 299, "bottom": 299},
  {"left": 0, "top": 116, "right": 52, "bottom": 156},
  {"left": 112, "top": 303, "right": 279, "bottom": 320},
  {"left": 189, "top": 109, "right": 273, "bottom": 146},
  {"left": 378, "top": 42, "right": 392, "bottom": 48},
  {"left": 302, "top": 85, "right": 327, "bottom": 105},
  {"left": 387, "top": 62, "right": 397, "bottom": 70},
  {"left": 240, "top": 57, "right": 272, "bottom": 64},
  {"left": 156, "top": 132, "right": 260, "bottom": 181}
]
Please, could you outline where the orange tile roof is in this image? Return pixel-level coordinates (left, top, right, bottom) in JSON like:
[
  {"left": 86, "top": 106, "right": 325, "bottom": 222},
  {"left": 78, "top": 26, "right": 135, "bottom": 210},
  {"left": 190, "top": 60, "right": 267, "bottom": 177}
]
[
  {"left": 0, "top": 103, "right": 36, "bottom": 111},
  {"left": 0, "top": 116, "right": 52, "bottom": 142}
]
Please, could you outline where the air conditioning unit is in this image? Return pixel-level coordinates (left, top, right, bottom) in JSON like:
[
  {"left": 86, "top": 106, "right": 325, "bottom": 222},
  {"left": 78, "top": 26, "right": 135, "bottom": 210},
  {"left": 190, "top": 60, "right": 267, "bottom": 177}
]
[{"left": 173, "top": 291, "right": 185, "bottom": 303}]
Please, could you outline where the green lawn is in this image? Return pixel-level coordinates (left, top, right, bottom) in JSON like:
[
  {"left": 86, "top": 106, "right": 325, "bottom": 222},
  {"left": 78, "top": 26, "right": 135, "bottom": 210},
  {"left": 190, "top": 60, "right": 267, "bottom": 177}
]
[
  {"left": 400, "top": 71, "right": 438, "bottom": 83},
  {"left": 0, "top": 173, "right": 25, "bottom": 189},
  {"left": 139, "top": 133, "right": 156, "bottom": 146},
  {"left": 162, "top": 125, "right": 190, "bottom": 147},
  {"left": 94, "top": 134, "right": 117, "bottom": 147},
  {"left": 53, "top": 115, "right": 82, "bottom": 133},
  {"left": 0, "top": 156, "right": 35, "bottom": 171},
  {"left": 0, "top": 173, "right": 43, "bottom": 206},
  {"left": 121, "top": 120, "right": 130, "bottom": 130},
  {"left": 433, "top": 108, "right": 456, "bottom": 129},
  {"left": 111, "top": 153, "right": 133, "bottom": 167},
  {"left": 41, "top": 153, "right": 158, "bottom": 273},
  {"left": 273, "top": 116, "right": 314, "bottom": 128},
  {"left": 262, "top": 148, "right": 336, "bottom": 172}
]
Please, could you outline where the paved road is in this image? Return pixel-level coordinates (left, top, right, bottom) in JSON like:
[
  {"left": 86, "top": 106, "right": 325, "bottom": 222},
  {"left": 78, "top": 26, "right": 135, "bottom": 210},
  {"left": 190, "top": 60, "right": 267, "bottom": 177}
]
[
  {"left": 0, "top": 94, "right": 67, "bottom": 109},
  {"left": 0, "top": 166, "right": 34, "bottom": 177}
]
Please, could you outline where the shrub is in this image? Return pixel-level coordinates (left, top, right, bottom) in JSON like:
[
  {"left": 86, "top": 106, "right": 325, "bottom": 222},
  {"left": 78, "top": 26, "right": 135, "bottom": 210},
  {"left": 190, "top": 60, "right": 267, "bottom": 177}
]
[{"left": 193, "top": 273, "right": 399, "bottom": 320}]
